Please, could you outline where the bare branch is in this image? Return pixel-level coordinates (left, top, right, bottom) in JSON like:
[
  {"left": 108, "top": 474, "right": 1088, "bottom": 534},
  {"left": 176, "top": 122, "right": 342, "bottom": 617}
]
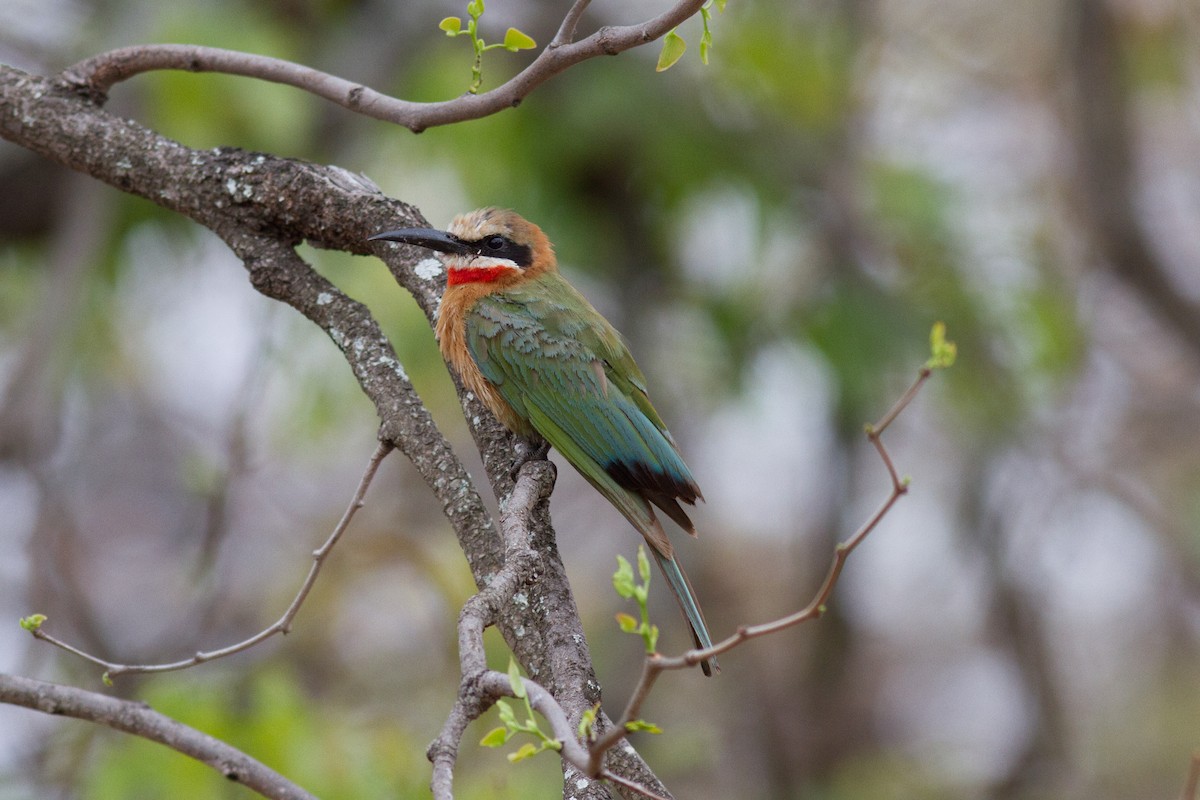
[
  {"left": 552, "top": 0, "right": 595, "bottom": 47},
  {"left": 60, "top": 0, "right": 706, "bottom": 132},
  {"left": 0, "top": 673, "right": 317, "bottom": 800},
  {"left": 585, "top": 363, "right": 935, "bottom": 769},
  {"left": 27, "top": 442, "right": 394, "bottom": 679}
]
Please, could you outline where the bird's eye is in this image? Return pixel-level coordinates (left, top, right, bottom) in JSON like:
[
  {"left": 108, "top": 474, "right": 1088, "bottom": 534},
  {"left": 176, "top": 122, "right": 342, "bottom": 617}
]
[{"left": 485, "top": 235, "right": 506, "bottom": 251}]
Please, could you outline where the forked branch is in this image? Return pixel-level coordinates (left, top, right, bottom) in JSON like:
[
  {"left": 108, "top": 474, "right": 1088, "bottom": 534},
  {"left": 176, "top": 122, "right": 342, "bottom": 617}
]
[
  {"left": 432, "top": 355, "right": 948, "bottom": 798},
  {"left": 583, "top": 362, "right": 940, "bottom": 771}
]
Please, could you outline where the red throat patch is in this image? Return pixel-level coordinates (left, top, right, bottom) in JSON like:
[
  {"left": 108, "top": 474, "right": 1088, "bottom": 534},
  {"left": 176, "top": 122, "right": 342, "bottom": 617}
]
[{"left": 447, "top": 266, "right": 511, "bottom": 286}]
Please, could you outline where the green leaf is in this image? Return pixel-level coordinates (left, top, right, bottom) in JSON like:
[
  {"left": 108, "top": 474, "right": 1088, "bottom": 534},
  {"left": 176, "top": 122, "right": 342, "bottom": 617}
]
[
  {"left": 636, "top": 544, "right": 652, "bottom": 585},
  {"left": 507, "top": 742, "right": 540, "bottom": 763},
  {"left": 714, "top": 0, "right": 727, "bottom": 11},
  {"left": 503, "top": 27, "right": 537, "bottom": 51},
  {"left": 615, "top": 612, "right": 639, "bottom": 633},
  {"left": 467, "top": 0, "right": 484, "bottom": 20},
  {"left": 19, "top": 614, "right": 47, "bottom": 632},
  {"left": 926, "top": 322, "right": 957, "bottom": 369},
  {"left": 612, "top": 555, "right": 635, "bottom": 598},
  {"left": 496, "top": 698, "right": 517, "bottom": 728},
  {"left": 577, "top": 703, "right": 599, "bottom": 741},
  {"left": 480, "top": 726, "right": 510, "bottom": 747},
  {"left": 507, "top": 658, "right": 526, "bottom": 699},
  {"left": 656, "top": 29, "right": 687, "bottom": 72},
  {"left": 625, "top": 719, "right": 664, "bottom": 734},
  {"left": 439, "top": 16, "right": 462, "bottom": 34}
]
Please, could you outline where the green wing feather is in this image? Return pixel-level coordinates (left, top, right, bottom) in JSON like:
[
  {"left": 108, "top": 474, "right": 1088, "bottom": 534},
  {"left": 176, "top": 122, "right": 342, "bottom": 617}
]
[
  {"left": 466, "top": 273, "right": 701, "bottom": 523},
  {"left": 465, "top": 272, "right": 717, "bottom": 673}
]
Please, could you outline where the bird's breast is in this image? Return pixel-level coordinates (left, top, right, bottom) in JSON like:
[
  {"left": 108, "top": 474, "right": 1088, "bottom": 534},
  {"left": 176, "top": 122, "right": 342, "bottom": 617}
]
[{"left": 436, "top": 285, "right": 534, "bottom": 436}]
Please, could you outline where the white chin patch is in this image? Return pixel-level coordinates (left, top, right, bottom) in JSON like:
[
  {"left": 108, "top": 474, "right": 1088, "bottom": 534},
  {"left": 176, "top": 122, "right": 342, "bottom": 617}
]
[{"left": 455, "top": 255, "right": 520, "bottom": 271}]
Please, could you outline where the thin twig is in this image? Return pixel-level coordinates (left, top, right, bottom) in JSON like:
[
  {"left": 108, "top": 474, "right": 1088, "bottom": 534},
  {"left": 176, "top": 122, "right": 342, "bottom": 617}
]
[
  {"left": 552, "top": 0, "right": 594, "bottom": 47},
  {"left": 586, "top": 657, "right": 662, "bottom": 774},
  {"left": 0, "top": 672, "right": 318, "bottom": 800},
  {"left": 61, "top": 0, "right": 706, "bottom": 132},
  {"left": 193, "top": 307, "right": 278, "bottom": 577},
  {"left": 586, "top": 362, "right": 936, "bottom": 770},
  {"left": 28, "top": 441, "right": 394, "bottom": 680}
]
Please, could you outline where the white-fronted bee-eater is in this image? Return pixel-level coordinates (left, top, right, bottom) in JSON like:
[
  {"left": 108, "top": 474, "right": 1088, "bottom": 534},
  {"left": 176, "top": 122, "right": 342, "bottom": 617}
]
[{"left": 372, "top": 208, "right": 717, "bottom": 674}]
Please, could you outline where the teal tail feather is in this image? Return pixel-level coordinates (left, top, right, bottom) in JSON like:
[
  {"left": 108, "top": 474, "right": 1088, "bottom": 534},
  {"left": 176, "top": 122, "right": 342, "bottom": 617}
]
[{"left": 649, "top": 548, "right": 719, "bottom": 676}]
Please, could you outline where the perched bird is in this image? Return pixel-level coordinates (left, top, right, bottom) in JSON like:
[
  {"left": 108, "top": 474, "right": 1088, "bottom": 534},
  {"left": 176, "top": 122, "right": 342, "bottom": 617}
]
[{"left": 371, "top": 208, "right": 717, "bottom": 675}]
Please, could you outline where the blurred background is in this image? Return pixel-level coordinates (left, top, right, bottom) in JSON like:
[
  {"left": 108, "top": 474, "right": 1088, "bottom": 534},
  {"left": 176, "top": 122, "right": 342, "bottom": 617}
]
[{"left": 2, "top": 0, "right": 1199, "bottom": 797}]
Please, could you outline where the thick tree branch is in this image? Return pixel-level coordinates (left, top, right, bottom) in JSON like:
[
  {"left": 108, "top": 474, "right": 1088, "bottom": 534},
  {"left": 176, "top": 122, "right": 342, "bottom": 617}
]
[
  {"left": 61, "top": 0, "right": 705, "bottom": 132},
  {"left": 0, "top": 673, "right": 317, "bottom": 800},
  {"left": 430, "top": 461, "right": 669, "bottom": 800},
  {"left": 0, "top": 62, "right": 665, "bottom": 795}
]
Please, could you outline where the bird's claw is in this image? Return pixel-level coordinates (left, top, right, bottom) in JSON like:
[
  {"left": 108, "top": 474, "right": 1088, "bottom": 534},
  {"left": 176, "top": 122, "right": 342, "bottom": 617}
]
[{"left": 510, "top": 437, "right": 551, "bottom": 480}]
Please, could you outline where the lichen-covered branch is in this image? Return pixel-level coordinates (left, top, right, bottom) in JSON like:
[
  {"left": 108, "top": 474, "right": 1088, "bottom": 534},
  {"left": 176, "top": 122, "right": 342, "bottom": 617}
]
[
  {"left": 0, "top": 61, "right": 665, "bottom": 796},
  {"left": 429, "top": 461, "right": 670, "bottom": 800}
]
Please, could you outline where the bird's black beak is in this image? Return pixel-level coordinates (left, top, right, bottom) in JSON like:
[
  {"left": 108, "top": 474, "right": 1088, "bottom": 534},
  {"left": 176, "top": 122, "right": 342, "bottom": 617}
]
[{"left": 369, "top": 227, "right": 472, "bottom": 256}]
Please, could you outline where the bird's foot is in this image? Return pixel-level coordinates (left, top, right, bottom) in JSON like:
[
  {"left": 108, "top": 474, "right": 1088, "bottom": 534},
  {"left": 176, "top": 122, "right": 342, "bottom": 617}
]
[{"left": 510, "top": 437, "right": 551, "bottom": 481}]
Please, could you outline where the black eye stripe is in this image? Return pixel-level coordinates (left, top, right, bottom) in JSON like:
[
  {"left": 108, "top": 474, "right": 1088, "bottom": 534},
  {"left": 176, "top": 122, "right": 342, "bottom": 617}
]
[{"left": 470, "top": 235, "right": 532, "bottom": 267}]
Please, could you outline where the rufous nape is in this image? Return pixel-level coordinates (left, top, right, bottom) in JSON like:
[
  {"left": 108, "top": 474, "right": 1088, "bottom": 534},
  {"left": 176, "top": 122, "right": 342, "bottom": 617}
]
[{"left": 371, "top": 207, "right": 717, "bottom": 675}]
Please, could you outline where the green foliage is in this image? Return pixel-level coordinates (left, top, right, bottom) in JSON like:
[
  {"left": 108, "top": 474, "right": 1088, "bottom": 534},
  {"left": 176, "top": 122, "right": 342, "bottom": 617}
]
[
  {"left": 503, "top": 28, "right": 536, "bottom": 51},
  {"left": 699, "top": 0, "right": 726, "bottom": 64},
  {"left": 440, "top": 0, "right": 537, "bottom": 93},
  {"left": 804, "top": 283, "right": 914, "bottom": 429},
  {"left": 82, "top": 667, "right": 435, "bottom": 800},
  {"left": 658, "top": 0, "right": 727, "bottom": 71},
  {"left": 0, "top": 245, "right": 42, "bottom": 335},
  {"left": 142, "top": 7, "right": 318, "bottom": 152},
  {"left": 656, "top": 30, "right": 687, "bottom": 72},
  {"left": 577, "top": 703, "right": 600, "bottom": 743},
  {"left": 926, "top": 322, "right": 956, "bottom": 370},
  {"left": 607, "top": 552, "right": 665, "bottom": 736},
  {"left": 18, "top": 613, "right": 46, "bottom": 632},
  {"left": 856, "top": 161, "right": 1028, "bottom": 436},
  {"left": 478, "top": 658, "right": 562, "bottom": 763},
  {"left": 1015, "top": 281, "right": 1085, "bottom": 383},
  {"left": 624, "top": 719, "right": 663, "bottom": 735},
  {"left": 1123, "top": 21, "right": 1188, "bottom": 89},
  {"left": 716, "top": 4, "right": 855, "bottom": 132},
  {"left": 612, "top": 547, "right": 659, "bottom": 655}
]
